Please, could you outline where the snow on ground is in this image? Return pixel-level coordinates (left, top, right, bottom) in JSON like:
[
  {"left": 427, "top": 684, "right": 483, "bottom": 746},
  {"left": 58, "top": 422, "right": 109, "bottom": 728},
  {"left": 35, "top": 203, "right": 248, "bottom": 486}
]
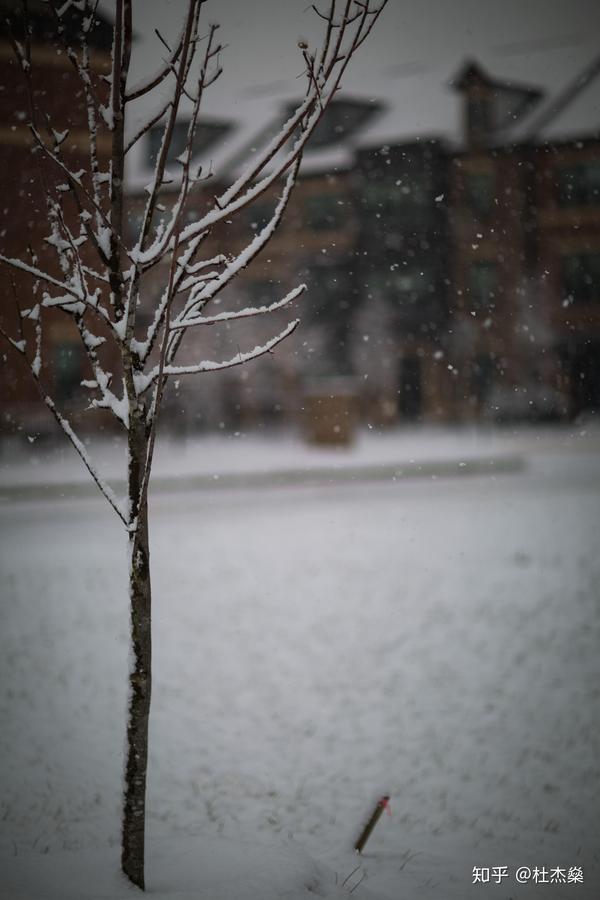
[
  {"left": 0, "top": 421, "right": 584, "bottom": 492},
  {"left": 1, "top": 425, "right": 599, "bottom": 899}
]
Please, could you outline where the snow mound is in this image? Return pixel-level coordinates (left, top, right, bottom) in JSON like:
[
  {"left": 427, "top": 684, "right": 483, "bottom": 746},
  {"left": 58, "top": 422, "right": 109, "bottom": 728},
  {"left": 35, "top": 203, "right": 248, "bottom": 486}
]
[{"left": 0, "top": 836, "right": 375, "bottom": 900}]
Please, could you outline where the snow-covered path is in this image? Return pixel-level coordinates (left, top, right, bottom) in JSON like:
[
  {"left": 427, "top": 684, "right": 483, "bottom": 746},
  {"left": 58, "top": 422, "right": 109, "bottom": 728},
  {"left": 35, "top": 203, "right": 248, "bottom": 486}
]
[{"left": 1, "top": 428, "right": 599, "bottom": 898}]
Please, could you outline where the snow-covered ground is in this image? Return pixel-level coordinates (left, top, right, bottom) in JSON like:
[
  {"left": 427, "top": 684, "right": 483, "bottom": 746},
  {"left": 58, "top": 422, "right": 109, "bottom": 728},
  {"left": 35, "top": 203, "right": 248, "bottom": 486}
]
[
  {"left": 1, "top": 425, "right": 599, "bottom": 899},
  {"left": 1, "top": 422, "right": 529, "bottom": 492},
  {"left": 0, "top": 421, "right": 593, "bottom": 496}
]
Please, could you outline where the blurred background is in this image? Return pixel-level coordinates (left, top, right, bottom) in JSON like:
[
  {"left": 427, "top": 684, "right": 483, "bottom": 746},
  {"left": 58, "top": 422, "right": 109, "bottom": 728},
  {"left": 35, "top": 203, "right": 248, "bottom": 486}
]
[{"left": 1, "top": 0, "right": 599, "bottom": 445}]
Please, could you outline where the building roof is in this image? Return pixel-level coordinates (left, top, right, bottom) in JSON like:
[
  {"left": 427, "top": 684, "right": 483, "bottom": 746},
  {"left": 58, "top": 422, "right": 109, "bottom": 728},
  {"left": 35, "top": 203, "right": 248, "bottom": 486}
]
[{"left": 512, "top": 52, "right": 600, "bottom": 143}]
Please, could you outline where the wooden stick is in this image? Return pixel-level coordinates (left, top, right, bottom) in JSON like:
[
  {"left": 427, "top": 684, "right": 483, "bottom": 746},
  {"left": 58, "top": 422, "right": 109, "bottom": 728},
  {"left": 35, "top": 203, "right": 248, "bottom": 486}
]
[{"left": 354, "top": 795, "right": 390, "bottom": 854}]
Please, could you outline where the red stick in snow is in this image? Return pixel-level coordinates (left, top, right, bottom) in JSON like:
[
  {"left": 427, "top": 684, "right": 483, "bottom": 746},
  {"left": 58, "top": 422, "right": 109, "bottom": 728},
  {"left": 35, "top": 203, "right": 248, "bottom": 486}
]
[{"left": 354, "top": 795, "right": 391, "bottom": 853}]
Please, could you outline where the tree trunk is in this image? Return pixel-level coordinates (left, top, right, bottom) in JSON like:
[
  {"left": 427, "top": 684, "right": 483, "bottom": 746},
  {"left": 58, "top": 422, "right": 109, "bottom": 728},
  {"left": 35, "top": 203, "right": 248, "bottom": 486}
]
[{"left": 122, "top": 429, "right": 152, "bottom": 890}]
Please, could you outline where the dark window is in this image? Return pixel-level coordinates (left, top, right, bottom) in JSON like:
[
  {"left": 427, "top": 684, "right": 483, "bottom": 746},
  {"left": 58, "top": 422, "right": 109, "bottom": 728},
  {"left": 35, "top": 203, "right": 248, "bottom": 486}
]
[
  {"left": 560, "top": 254, "right": 600, "bottom": 303},
  {"left": 363, "top": 266, "right": 435, "bottom": 305},
  {"left": 394, "top": 266, "right": 435, "bottom": 303},
  {"left": 398, "top": 357, "right": 422, "bottom": 419},
  {"left": 306, "top": 265, "right": 353, "bottom": 314},
  {"left": 303, "top": 264, "right": 356, "bottom": 374},
  {"left": 54, "top": 341, "right": 81, "bottom": 404},
  {"left": 305, "top": 263, "right": 356, "bottom": 322},
  {"left": 557, "top": 163, "right": 600, "bottom": 207},
  {"left": 566, "top": 341, "right": 600, "bottom": 413},
  {"left": 286, "top": 99, "right": 380, "bottom": 149},
  {"left": 304, "top": 194, "right": 347, "bottom": 231},
  {"left": 468, "top": 260, "right": 498, "bottom": 309},
  {"left": 464, "top": 171, "right": 495, "bottom": 218},
  {"left": 471, "top": 353, "right": 495, "bottom": 404},
  {"left": 365, "top": 175, "right": 432, "bottom": 217},
  {"left": 147, "top": 119, "right": 231, "bottom": 168},
  {"left": 468, "top": 97, "right": 491, "bottom": 141}
]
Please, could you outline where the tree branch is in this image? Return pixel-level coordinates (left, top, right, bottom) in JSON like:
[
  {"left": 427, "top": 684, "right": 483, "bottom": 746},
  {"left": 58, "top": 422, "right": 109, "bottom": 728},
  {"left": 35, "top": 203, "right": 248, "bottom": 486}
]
[
  {"left": 139, "top": 318, "right": 300, "bottom": 392},
  {"left": 0, "top": 324, "right": 127, "bottom": 524},
  {"left": 172, "top": 284, "right": 306, "bottom": 330},
  {"left": 0, "top": 255, "right": 83, "bottom": 302}
]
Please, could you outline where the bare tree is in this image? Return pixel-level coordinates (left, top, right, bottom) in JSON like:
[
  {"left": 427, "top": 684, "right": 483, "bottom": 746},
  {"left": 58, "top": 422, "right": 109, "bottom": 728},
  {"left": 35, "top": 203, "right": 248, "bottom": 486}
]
[{"left": 0, "top": 0, "right": 386, "bottom": 890}]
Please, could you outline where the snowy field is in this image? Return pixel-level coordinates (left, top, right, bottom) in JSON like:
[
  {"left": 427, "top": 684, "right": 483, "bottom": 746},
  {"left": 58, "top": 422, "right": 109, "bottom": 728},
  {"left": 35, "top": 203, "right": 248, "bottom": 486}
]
[{"left": 1, "top": 425, "right": 599, "bottom": 899}]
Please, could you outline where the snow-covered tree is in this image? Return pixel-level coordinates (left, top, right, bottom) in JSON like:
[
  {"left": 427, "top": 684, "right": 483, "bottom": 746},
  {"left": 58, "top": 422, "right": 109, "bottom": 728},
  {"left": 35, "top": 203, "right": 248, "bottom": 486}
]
[{"left": 0, "top": 0, "right": 386, "bottom": 890}]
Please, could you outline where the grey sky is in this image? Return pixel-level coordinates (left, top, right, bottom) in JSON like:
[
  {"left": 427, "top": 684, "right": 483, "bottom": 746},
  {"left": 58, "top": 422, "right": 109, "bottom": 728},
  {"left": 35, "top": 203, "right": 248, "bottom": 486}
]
[{"left": 124, "top": 1, "right": 600, "bottom": 97}]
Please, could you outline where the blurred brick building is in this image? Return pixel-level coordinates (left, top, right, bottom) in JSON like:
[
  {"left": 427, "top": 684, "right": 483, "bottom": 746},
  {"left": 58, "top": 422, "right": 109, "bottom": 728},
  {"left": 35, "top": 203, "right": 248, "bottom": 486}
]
[
  {"left": 2, "top": 4, "right": 599, "bottom": 437},
  {"left": 139, "top": 52, "right": 599, "bottom": 432},
  {"left": 446, "top": 59, "right": 600, "bottom": 422},
  {"left": 0, "top": 1, "right": 113, "bottom": 435}
]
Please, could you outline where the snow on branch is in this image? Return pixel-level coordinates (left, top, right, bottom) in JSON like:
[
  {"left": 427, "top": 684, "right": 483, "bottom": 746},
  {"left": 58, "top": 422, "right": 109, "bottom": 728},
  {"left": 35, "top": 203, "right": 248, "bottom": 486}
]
[
  {"left": 1, "top": 0, "right": 387, "bottom": 529},
  {"left": 27, "top": 124, "right": 131, "bottom": 271},
  {"left": 44, "top": 395, "right": 127, "bottom": 522},
  {"left": 140, "top": 2, "right": 389, "bottom": 385},
  {"left": 171, "top": 284, "right": 306, "bottom": 330},
  {"left": 124, "top": 98, "right": 173, "bottom": 156},
  {"left": 3, "top": 262, "right": 127, "bottom": 430},
  {"left": 134, "top": 231, "right": 208, "bottom": 363},
  {"left": 128, "top": 19, "right": 220, "bottom": 274},
  {"left": 0, "top": 254, "right": 84, "bottom": 302},
  {"left": 0, "top": 251, "right": 121, "bottom": 340},
  {"left": 124, "top": 17, "right": 189, "bottom": 102},
  {"left": 140, "top": 318, "right": 300, "bottom": 391},
  {"left": 181, "top": 253, "right": 227, "bottom": 276},
  {"left": 127, "top": 3, "right": 204, "bottom": 251},
  {"left": 178, "top": 88, "right": 334, "bottom": 246},
  {"left": 0, "top": 321, "right": 127, "bottom": 524},
  {"left": 173, "top": 0, "right": 388, "bottom": 240},
  {"left": 175, "top": 159, "right": 301, "bottom": 326}
]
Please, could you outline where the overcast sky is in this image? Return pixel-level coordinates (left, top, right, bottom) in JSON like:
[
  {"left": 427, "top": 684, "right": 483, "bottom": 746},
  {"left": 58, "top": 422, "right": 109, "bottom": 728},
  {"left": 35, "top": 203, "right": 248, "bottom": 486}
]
[{"left": 121, "top": 0, "right": 600, "bottom": 99}]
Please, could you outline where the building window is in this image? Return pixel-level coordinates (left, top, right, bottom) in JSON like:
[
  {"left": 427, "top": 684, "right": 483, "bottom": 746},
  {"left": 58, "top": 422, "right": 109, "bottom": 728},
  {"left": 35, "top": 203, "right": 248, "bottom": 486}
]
[
  {"left": 557, "top": 163, "right": 600, "bottom": 207},
  {"left": 560, "top": 253, "right": 600, "bottom": 303},
  {"left": 464, "top": 170, "right": 495, "bottom": 218},
  {"left": 468, "top": 260, "right": 498, "bottom": 309},
  {"left": 303, "top": 264, "right": 355, "bottom": 373},
  {"left": 304, "top": 194, "right": 347, "bottom": 231},
  {"left": 364, "top": 266, "right": 435, "bottom": 305},
  {"left": 147, "top": 119, "right": 230, "bottom": 168},
  {"left": 304, "top": 263, "right": 358, "bottom": 328},
  {"left": 365, "top": 175, "right": 431, "bottom": 217},
  {"left": 394, "top": 266, "right": 435, "bottom": 302},
  {"left": 398, "top": 357, "right": 422, "bottom": 419},
  {"left": 467, "top": 96, "right": 491, "bottom": 143},
  {"left": 54, "top": 341, "right": 81, "bottom": 404},
  {"left": 470, "top": 353, "right": 495, "bottom": 404},
  {"left": 285, "top": 98, "right": 381, "bottom": 149}
]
